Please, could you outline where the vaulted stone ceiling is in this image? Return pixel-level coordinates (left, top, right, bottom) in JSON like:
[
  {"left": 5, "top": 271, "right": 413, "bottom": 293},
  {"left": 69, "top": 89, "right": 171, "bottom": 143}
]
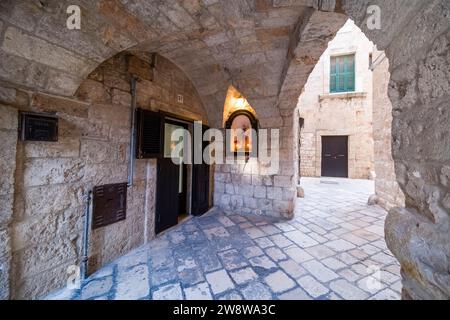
[
  {"left": 0, "top": 0, "right": 347, "bottom": 127},
  {"left": 1, "top": 0, "right": 449, "bottom": 300}
]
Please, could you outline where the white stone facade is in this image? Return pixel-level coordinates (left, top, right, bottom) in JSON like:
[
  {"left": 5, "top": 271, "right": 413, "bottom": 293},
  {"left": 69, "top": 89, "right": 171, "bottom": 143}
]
[{"left": 297, "top": 20, "right": 375, "bottom": 179}]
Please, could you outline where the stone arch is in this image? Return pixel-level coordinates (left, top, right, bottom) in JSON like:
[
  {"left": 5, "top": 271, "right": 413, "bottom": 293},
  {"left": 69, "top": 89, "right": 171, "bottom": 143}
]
[
  {"left": 2, "top": 48, "right": 214, "bottom": 299},
  {"left": 222, "top": 85, "right": 258, "bottom": 127},
  {"left": 74, "top": 50, "right": 210, "bottom": 123},
  {"left": 275, "top": 0, "right": 450, "bottom": 300},
  {"left": 0, "top": 0, "right": 448, "bottom": 300}
]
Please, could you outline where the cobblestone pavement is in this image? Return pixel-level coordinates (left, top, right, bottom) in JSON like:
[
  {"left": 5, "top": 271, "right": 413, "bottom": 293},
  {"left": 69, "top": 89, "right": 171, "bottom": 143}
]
[{"left": 46, "top": 178, "right": 401, "bottom": 300}]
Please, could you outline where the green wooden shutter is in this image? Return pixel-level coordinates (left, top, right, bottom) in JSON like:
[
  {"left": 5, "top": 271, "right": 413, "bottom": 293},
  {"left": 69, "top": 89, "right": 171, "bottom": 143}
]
[
  {"left": 330, "top": 57, "right": 337, "bottom": 93},
  {"left": 330, "top": 54, "right": 355, "bottom": 93}
]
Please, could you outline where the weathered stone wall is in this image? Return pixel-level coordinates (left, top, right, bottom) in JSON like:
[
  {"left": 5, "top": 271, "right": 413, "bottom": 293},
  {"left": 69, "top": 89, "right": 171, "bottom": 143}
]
[
  {"left": 0, "top": 88, "right": 22, "bottom": 299},
  {"left": 384, "top": 22, "right": 450, "bottom": 301},
  {"left": 371, "top": 51, "right": 405, "bottom": 211},
  {"left": 345, "top": 0, "right": 450, "bottom": 300},
  {"left": 214, "top": 159, "right": 297, "bottom": 219},
  {"left": 0, "top": 0, "right": 448, "bottom": 300},
  {"left": 1, "top": 52, "right": 206, "bottom": 299},
  {"left": 297, "top": 20, "right": 375, "bottom": 179}
]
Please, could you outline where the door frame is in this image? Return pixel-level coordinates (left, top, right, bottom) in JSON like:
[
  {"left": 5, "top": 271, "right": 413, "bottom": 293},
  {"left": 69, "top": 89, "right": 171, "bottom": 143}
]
[
  {"left": 191, "top": 124, "right": 211, "bottom": 216},
  {"left": 155, "top": 157, "right": 180, "bottom": 234},
  {"left": 155, "top": 112, "right": 209, "bottom": 234},
  {"left": 163, "top": 118, "right": 189, "bottom": 218}
]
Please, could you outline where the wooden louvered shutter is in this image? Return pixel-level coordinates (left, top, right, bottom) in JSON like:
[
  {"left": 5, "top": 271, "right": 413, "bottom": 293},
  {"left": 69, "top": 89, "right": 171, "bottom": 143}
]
[
  {"left": 345, "top": 55, "right": 355, "bottom": 92},
  {"left": 135, "top": 108, "right": 164, "bottom": 159},
  {"left": 330, "top": 55, "right": 355, "bottom": 93},
  {"left": 330, "top": 57, "right": 337, "bottom": 93}
]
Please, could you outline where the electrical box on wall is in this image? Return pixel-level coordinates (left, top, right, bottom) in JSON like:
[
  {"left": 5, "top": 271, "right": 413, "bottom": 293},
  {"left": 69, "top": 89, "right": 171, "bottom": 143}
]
[
  {"left": 92, "top": 183, "right": 127, "bottom": 229},
  {"left": 177, "top": 94, "right": 184, "bottom": 104},
  {"left": 19, "top": 112, "right": 58, "bottom": 142}
]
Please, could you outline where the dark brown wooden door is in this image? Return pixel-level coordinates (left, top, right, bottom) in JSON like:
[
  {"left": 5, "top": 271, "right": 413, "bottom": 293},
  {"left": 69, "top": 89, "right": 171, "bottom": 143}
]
[
  {"left": 192, "top": 125, "right": 210, "bottom": 216},
  {"left": 321, "top": 136, "right": 348, "bottom": 178},
  {"left": 192, "top": 162, "right": 210, "bottom": 216},
  {"left": 155, "top": 158, "right": 180, "bottom": 234}
]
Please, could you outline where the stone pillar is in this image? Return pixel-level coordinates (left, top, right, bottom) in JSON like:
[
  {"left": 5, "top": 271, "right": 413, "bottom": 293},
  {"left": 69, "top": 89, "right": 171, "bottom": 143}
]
[
  {"left": 345, "top": 0, "right": 450, "bottom": 300},
  {"left": 371, "top": 52, "right": 405, "bottom": 211},
  {"left": 277, "top": 109, "right": 299, "bottom": 219},
  {"left": 0, "top": 85, "right": 23, "bottom": 299},
  {"left": 384, "top": 24, "right": 450, "bottom": 300}
]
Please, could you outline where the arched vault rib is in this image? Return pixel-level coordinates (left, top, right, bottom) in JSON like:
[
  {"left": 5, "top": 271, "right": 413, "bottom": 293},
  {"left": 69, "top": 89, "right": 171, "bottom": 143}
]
[
  {"left": 276, "top": 10, "right": 347, "bottom": 111},
  {"left": 0, "top": 0, "right": 326, "bottom": 128}
]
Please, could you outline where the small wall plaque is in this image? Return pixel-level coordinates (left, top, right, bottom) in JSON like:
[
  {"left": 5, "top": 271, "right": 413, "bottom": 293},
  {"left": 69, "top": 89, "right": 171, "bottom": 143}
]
[{"left": 20, "top": 112, "right": 58, "bottom": 142}]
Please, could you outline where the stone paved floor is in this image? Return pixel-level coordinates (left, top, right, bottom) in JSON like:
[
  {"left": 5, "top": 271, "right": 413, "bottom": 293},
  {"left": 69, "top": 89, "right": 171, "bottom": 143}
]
[{"left": 46, "top": 178, "right": 401, "bottom": 300}]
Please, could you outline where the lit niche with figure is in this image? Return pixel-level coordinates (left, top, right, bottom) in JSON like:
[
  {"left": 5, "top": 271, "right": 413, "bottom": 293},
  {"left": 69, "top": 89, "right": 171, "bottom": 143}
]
[
  {"left": 225, "top": 109, "right": 258, "bottom": 159},
  {"left": 223, "top": 85, "right": 259, "bottom": 161}
]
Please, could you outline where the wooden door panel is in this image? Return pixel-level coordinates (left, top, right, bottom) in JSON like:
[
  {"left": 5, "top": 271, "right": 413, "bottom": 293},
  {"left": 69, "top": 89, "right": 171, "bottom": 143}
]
[
  {"left": 156, "top": 158, "right": 179, "bottom": 234},
  {"left": 192, "top": 125, "right": 210, "bottom": 216},
  {"left": 321, "top": 136, "right": 348, "bottom": 178},
  {"left": 192, "top": 162, "right": 209, "bottom": 216}
]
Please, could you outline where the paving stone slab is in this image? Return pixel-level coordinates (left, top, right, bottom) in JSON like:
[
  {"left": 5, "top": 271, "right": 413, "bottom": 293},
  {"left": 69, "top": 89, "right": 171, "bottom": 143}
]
[
  {"left": 81, "top": 277, "right": 113, "bottom": 300},
  {"left": 218, "top": 249, "right": 248, "bottom": 270},
  {"left": 184, "top": 282, "right": 213, "bottom": 300},
  {"left": 302, "top": 260, "right": 339, "bottom": 283},
  {"left": 279, "top": 259, "right": 308, "bottom": 279},
  {"left": 205, "top": 269, "right": 234, "bottom": 295},
  {"left": 240, "top": 282, "right": 272, "bottom": 300},
  {"left": 241, "top": 245, "right": 264, "bottom": 259},
  {"left": 115, "top": 265, "right": 149, "bottom": 300},
  {"left": 329, "top": 279, "right": 369, "bottom": 300},
  {"left": 278, "top": 287, "right": 312, "bottom": 300},
  {"left": 230, "top": 267, "right": 258, "bottom": 285},
  {"left": 297, "top": 275, "right": 329, "bottom": 298},
  {"left": 152, "top": 283, "right": 183, "bottom": 300},
  {"left": 264, "top": 270, "right": 296, "bottom": 293}
]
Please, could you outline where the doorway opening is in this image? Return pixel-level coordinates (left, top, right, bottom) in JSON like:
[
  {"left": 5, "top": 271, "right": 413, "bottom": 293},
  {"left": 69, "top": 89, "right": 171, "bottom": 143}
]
[
  {"left": 156, "top": 115, "right": 211, "bottom": 235},
  {"left": 156, "top": 118, "right": 189, "bottom": 234},
  {"left": 295, "top": 19, "right": 405, "bottom": 212},
  {"left": 164, "top": 119, "right": 189, "bottom": 219}
]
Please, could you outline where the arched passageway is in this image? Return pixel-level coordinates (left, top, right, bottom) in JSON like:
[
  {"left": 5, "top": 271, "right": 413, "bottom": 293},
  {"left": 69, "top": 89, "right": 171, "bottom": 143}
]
[{"left": 0, "top": 0, "right": 448, "bottom": 300}]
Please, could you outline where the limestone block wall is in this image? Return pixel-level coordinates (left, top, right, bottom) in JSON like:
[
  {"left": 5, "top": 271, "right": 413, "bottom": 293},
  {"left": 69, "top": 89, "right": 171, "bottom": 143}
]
[
  {"left": 298, "top": 20, "right": 375, "bottom": 179},
  {"left": 383, "top": 24, "right": 450, "bottom": 301},
  {"left": 0, "top": 0, "right": 447, "bottom": 300},
  {"left": 214, "top": 160, "right": 297, "bottom": 219},
  {"left": 348, "top": 0, "right": 450, "bottom": 299},
  {"left": 0, "top": 53, "right": 207, "bottom": 299},
  {"left": 371, "top": 52, "right": 405, "bottom": 211},
  {"left": 0, "top": 98, "right": 20, "bottom": 299},
  {"left": 213, "top": 103, "right": 298, "bottom": 220}
]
